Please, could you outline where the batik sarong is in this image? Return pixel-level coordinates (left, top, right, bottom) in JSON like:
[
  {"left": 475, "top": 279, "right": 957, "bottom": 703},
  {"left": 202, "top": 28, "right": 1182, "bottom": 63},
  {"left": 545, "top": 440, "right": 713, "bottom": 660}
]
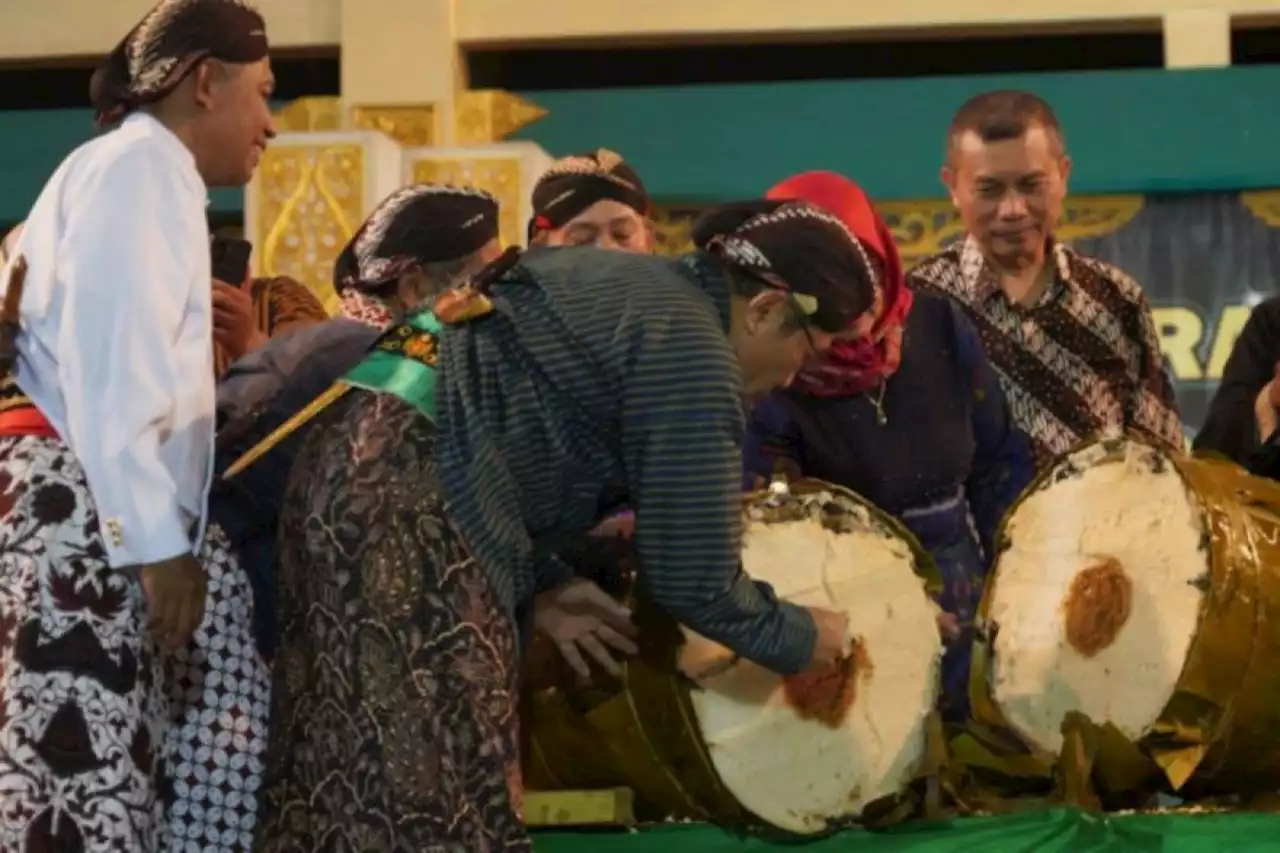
[
  {"left": 0, "top": 432, "right": 270, "bottom": 852},
  {"left": 0, "top": 433, "right": 169, "bottom": 850},
  {"left": 255, "top": 389, "right": 527, "bottom": 853},
  {"left": 160, "top": 523, "right": 270, "bottom": 853}
]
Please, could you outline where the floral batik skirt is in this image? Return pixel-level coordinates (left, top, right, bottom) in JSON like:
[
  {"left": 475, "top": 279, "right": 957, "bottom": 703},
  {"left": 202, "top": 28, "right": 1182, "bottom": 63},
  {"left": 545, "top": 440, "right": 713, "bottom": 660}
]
[
  {"left": 255, "top": 389, "right": 528, "bottom": 853},
  {"left": 0, "top": 434, "right": 269, "bottom": 852}
]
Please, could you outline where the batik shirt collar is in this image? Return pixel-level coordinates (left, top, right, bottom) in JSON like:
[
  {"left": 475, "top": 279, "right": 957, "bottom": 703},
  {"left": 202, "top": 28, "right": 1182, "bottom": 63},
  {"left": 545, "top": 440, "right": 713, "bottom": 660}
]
[{"left": 958, "top": 233, "right": 1075, "bottom": 309}]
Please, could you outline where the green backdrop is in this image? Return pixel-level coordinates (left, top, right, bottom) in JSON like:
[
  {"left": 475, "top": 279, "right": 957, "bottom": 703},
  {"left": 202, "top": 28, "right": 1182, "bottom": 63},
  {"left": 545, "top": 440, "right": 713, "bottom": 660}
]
[{"left": 2, "top": 64, "right": 1280, "bottom": 221}]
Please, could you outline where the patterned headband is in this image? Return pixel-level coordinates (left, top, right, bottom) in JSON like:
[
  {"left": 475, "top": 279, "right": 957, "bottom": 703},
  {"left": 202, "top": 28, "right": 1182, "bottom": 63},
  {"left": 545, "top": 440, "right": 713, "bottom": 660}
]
[
  {"left": 91, "top": 0, "right": 268, "bottom": 125},
  {"left": 536, "top": 148, "right": 642, "bottom": 194},
  {"left": 351, "top": 184, "right": 499, "bottom": 286}
]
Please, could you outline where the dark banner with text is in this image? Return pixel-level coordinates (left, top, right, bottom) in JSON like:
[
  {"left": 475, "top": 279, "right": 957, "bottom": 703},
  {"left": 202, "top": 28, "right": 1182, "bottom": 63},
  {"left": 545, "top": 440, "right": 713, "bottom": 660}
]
[{"left": 1069, "top": 192, "right": 1279, "bottom": 441}]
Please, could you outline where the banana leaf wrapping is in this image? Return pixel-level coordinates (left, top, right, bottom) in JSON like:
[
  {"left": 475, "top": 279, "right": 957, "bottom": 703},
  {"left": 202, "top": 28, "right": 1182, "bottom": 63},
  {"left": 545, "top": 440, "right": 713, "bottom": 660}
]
[
  {"left": 521, "top": 478, "right": 947, "bottom": 836},
  {"left": 966, "top": 435, "right": 1280, "bottom": 801}
]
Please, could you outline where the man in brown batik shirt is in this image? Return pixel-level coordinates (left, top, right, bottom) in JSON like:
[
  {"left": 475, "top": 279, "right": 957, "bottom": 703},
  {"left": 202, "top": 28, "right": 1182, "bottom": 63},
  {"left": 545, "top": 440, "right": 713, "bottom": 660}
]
[{"left": 908, "top": 90, "right": 1182, "bottom": 469}]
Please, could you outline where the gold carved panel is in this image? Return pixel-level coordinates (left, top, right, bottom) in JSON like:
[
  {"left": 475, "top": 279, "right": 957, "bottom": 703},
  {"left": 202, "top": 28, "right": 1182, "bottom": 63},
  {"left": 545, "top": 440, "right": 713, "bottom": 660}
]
[
  {"left": 454, "top": 90, "right": 549, "bottom": 145},
  {"left": 252, "top": 144, "right": 365, "bottom": 315},
  {"left": 650, "top": 206, "right": 702, "bottom": 256},
  {"left": 1055, "top": 196, "right": 1144, "bottom": 244},
  {"left": 275, "top": 92, "right": 547, "bottom": 148},
  {"left": 349, "top": 105, "right": 438, "bottom": 147},
  {"left": 1241, "top": 190, "right": 1280, "bottom": 228},
  {"left": 652, "top": 196, "right": 1145, "bottom": 266},
  {"left": 876, "top": 200, "right": 968, "bottom": 268},
  {"left": 411, "top": 157, "right": 524, "bottom": 248},
  {"left": 273, "top": 96, "right": 344, "bottom": 133}
]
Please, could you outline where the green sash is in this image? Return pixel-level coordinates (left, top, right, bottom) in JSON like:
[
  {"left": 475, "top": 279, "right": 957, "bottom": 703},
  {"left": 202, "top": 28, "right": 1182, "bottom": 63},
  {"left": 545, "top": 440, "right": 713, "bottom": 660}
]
[{"left": 342, "top": 311, "right": 441, "bottom": 421}]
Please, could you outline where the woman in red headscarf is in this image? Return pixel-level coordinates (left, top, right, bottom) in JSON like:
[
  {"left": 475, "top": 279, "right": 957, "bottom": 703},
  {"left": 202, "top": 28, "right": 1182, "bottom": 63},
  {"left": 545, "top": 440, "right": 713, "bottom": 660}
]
[{"left": 744, "top": 171, "right": 1035, "bottom": 723}]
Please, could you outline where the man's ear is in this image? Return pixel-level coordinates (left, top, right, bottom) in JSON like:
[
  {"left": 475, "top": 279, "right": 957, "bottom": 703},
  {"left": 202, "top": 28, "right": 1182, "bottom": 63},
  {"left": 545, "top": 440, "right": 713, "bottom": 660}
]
[
  {"left": 744, "top": 289, "right": 790, "bottom": 334},
  {"left": 191, "top": 60, "right": 222, "bottom": 111}
]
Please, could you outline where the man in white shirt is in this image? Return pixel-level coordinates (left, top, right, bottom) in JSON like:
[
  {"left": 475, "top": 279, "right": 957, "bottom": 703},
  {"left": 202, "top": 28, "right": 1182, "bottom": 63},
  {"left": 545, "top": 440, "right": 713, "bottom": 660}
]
[{"left": 0, "top": 1, "right": 275, "bottom": 850}]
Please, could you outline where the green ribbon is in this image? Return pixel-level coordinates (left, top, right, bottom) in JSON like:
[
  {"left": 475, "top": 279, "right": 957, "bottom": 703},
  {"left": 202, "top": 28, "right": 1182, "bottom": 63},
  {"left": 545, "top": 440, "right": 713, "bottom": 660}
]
[{"left": 342, "top": 310, "right": 441, "bottom": 421}]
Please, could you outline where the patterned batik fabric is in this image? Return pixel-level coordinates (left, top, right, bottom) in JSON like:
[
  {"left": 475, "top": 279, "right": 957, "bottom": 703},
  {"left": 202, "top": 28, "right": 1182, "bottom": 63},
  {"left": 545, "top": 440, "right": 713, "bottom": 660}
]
[
  {"left": 909, "top": 236, "right": 1184, "bottom": 469},
  {"left": 160, "top": 522, "right": 270, "bottom": 853},
  {"left": 0, "top": 432, "right": 269, "bottom": 853},
  {"left": 256, "top": 389, "right": 528, "bottom": 853},
  {"left": 0, "top": 434, "right": 170, "bottom": 851},
  {"left": 339, "top": 289, "right": 395, "bottom": 330},
  {"left": 212, "top": 275, "right": 329, "bottom": 379}
]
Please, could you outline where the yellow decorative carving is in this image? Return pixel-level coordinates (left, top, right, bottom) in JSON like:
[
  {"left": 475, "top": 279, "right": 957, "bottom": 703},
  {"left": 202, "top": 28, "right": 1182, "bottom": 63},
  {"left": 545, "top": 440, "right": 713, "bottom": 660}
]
[
  {"left": 273, "top": 92, "right": 548, "bottom": 146},
  {"left": 411, "top": 157, "right": 524, "bottom": 247},
  {"left": 252, "top": 144, "right": 364, "bottom": 315},
  {"left": 877, "top": 199, "right": 968, "bottom": 268},
  {"left": 1241, "top": 190, "right": 1280, "bottom": 228},
  {"left": 1055, "top": 195, "right": 1145, "bottom": 245},
  {"left": 349, "top": 104, "right": 438, "bottom": 147},
  {"left": 454, "top": 90, "right": 549, "bottom": 144},
  {"left": 654, "top": 196, "right": 1145, "bottom": 267},
  {"left": 273, "top": 96, "right": 344, "bottom": 133},
  {"left": 650, "top": 206, "right": 702, "bottom": 257}
]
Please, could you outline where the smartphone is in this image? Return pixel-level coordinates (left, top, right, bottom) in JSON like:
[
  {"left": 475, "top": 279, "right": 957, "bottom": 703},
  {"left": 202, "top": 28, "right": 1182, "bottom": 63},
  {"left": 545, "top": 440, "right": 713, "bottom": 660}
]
[{"left": 211, "top": 236, "right": 253, "bottom": 284}]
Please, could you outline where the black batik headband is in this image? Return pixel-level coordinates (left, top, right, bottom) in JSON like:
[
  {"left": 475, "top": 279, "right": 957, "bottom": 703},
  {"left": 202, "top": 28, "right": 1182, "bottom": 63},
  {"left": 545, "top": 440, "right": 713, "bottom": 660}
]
[
  {"left": 528, "top": 148, "right": 652, "bottom": 239},
  {"left": 334, "top": 184, "right": 501, "bottom": 294},
  {"left": 90, "top": 0, "right": 269, "bottom": 126},
  {"left": 693, "top": 199, "right": 876, "bottom": 333}
]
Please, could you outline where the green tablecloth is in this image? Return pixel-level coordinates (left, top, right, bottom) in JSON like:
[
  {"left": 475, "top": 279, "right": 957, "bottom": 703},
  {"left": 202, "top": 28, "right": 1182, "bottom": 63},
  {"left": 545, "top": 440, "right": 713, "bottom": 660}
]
[{"left": 533, "top": 808, "right": 1280, "bottom": 851}]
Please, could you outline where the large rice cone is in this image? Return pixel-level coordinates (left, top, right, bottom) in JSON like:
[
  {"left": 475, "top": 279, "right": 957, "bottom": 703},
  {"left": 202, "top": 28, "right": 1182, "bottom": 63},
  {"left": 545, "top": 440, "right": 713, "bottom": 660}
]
[
  {"left": 522, "top": 479, "right": 945, "bottom": 835},
  {"left": 970, "top": 435, "right": 1280, "bottom": 798}
]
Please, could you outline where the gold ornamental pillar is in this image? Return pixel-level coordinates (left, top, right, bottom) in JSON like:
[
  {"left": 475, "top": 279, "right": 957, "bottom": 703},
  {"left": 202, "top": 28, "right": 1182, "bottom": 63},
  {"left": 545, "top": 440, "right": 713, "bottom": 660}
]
[
  {"left": 403, "top": 142, "right": 554, "bottom": 249},
  {"left": 244, "top": 131, "right": 406, "bottom": 314},
  {"left": 245, "top": 0, "right": 554, "bottom": 310},
  {"left": 246, "top": 88, "right": 551, "bottom": 311}
]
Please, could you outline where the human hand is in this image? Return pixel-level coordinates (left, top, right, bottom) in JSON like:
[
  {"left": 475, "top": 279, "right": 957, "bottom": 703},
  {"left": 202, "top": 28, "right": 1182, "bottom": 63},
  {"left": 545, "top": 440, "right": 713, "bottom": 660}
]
[
  {"left": 534, "top": 578, "right": 639, "bottom": 679},
  {"left": 139, "top": 552, "right": 207, "bottom": 651},
  {"left": 212, "top": 279, "right": 268, "bottom": 360},
  {"left": 937, "top": 610, "right": 961, "bottom": 641},
  {"left": 590, "top": 511, "right": 635, "bottom": 540},
  {"left": 803, "top": 605, "right": 850, "bottom": 672},
  {"left": 1257, "top": 370, "right": 1280, "bottom": 441}
]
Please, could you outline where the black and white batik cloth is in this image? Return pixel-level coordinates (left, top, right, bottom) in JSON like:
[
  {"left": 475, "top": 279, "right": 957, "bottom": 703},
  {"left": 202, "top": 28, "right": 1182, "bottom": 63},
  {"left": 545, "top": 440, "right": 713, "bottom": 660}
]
[
  {"left": 0, "top": 433, "right": 170, "bottom": 851},
  {"left": 161, "top": 522, "right": 270, "bottom": 853},
  {"left": 0, "top": 432, "right": 268, "bottom": 853}
]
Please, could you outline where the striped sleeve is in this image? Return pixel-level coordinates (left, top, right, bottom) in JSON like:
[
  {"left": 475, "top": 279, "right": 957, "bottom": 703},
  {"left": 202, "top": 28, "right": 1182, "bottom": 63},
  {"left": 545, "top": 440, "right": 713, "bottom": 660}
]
[
  {"left": 623, "top": 306, "right": 817, "bottom": 675},
  {"left": 433, "top": 337, "right": 575, "bottom": 614}
]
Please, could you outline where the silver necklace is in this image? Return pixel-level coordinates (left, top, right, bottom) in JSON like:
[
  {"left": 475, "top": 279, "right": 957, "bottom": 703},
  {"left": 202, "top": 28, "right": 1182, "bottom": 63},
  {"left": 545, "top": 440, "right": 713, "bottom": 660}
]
[{"left": 865, "top": 380, "right": 888, "bottom": 426}]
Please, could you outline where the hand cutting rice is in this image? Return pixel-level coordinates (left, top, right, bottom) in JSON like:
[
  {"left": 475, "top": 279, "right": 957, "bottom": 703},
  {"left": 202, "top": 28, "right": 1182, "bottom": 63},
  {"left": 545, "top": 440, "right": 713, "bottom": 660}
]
[
  {"left": 675, "top": 481, "right": 943, "bottom": 833},
  {"left": 523, "top": 479, "right": 944, "bottom": 835}
]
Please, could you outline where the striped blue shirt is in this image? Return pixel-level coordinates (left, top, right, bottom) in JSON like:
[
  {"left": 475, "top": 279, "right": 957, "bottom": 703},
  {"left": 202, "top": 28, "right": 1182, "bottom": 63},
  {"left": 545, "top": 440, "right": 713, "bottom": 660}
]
[{"left": 436, "top": 246, "right": 818, "bottom": 674}]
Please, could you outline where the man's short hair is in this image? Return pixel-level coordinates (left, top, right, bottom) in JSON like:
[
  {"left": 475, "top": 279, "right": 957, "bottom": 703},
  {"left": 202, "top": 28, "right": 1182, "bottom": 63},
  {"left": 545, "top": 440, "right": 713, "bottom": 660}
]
[{"left": 947, "top": 90, "right": 1064, "bottom": 157}]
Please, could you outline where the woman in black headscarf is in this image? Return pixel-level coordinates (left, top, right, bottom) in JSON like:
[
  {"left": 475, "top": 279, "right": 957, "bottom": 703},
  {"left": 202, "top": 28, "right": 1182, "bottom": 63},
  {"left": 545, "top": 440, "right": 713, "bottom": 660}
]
[
  {"left": 254, "top": 185, "right": 529, "bottom": 852},
  {"left": 528, "top": 147, "right": 655, "bottom": 252},
  {"left": 212, "top": 184, "right": 504, "bottom": 667}
]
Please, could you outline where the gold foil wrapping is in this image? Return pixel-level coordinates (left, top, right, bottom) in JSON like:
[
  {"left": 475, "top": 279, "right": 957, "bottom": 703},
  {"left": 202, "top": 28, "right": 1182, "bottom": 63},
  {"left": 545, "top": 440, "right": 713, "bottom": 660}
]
[
  {"left": 521, "top": 479, "right": 944, "bottom": 834},
  {"left": 967, "top": 436, "right": 1280, "bottom": 802}
]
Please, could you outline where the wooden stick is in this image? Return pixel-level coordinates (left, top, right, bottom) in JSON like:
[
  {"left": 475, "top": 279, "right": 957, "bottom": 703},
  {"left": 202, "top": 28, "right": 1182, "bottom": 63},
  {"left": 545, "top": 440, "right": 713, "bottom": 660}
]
[
  {"left": 2, "top": 255, "right": 27, "bottom": 326},
  {"left": 0, "top": 255, "right": 29, "bottom": 374},
  {"left": 221, "top": 381, "right": 352, "bottom": 478}
]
